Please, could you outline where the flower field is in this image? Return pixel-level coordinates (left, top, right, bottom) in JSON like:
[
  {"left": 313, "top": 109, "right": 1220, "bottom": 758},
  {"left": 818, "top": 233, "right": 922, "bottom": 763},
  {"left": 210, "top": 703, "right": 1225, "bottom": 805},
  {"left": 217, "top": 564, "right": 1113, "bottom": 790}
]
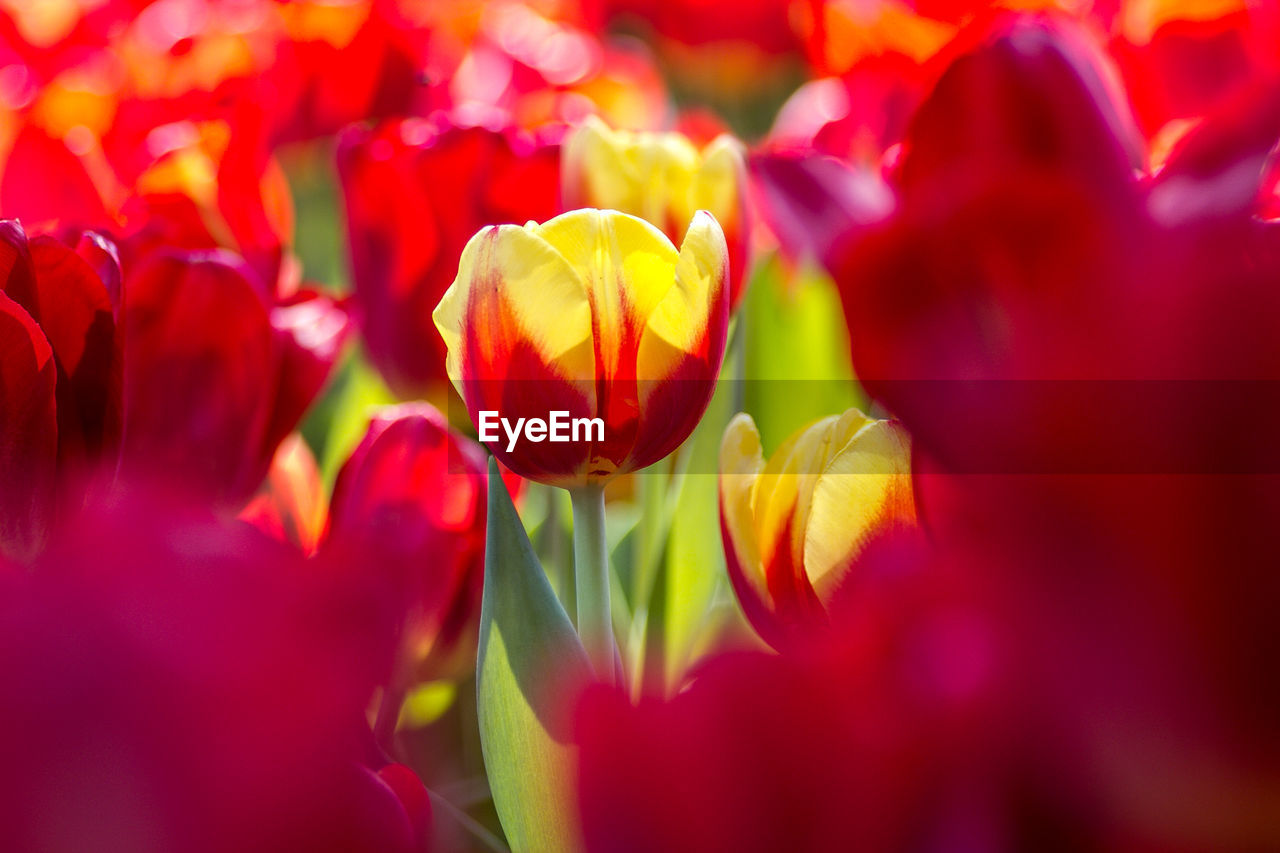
[{"left": 1, "top": 1, "right": 1278, "bottom": 850}]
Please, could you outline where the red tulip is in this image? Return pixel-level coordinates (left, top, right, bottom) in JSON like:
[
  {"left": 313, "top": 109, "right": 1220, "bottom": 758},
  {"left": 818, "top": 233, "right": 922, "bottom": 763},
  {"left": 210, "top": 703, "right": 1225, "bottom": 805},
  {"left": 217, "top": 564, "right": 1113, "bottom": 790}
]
[
  {"left": 0, "top": 487, "right": 416, "bottom": 853},
  {"left": 268, "top": 0, "right": 422, "bottom": 143},
  {"left": 1109, "top": 0, "right": 1280, "bottom": 138},
  {"left": 327, "top": 402, "right": 492, "bottom": 680},
  {"left": 0, "top": 220, "right": 121, "bottom": 560},
  {"left": 337, "top": 116, "right": 561, "bottom": 396},
  {"left": 119, "top": 248, "right": 348, "bottom": 506},
  {"left": 832, "top": 15, "right": 1280, "bottom": 845},
  {"left": 0, "top": 126, "right": 110, "bottom": 230}
]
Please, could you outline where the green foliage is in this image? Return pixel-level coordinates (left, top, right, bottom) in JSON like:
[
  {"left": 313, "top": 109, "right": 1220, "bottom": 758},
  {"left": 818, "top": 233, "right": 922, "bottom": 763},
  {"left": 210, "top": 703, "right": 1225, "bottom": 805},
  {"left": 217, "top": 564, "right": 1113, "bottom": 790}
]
[
  {"left": 307, "top": 350, "right": 398, "bottom": 488},
  {"left": 477, "top": 460, "right": 591, "bottom": 853},
  {"left": 743, "top": 254, "right": 865, "bottom": 452}
]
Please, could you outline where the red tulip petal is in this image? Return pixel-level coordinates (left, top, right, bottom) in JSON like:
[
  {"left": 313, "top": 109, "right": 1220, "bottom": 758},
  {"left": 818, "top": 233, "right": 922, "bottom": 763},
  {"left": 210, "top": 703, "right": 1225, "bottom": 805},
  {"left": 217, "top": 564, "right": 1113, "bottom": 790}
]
[
  {"left": 899, "top": 16, "right": 1141, "bottom": 206},
  {"left": 28, "top": 235, "right": 122, "bottom": 466},
  {"left": 329, "top": 403, "right": 488, "bottom": 672},
  {"left": 0, "top": 126, "right": 109, "bottom": 231},
  {"left": 748, "top": 150, "right": 894, "bottom": 271},
  {"left": 0, "top": 219, "right": 38, "bottom": 316},
  {"left": 0, "top": 290, "right": 56, "bottom": 561},
  {"left": 258, "top": 288, "right": 350, "bottom": 488},
  {"left": 120, "top": 250, "right": 276, "bottom": 504},
  {"left": 338, "top": 119, "right": 560, "bottom": 396}
]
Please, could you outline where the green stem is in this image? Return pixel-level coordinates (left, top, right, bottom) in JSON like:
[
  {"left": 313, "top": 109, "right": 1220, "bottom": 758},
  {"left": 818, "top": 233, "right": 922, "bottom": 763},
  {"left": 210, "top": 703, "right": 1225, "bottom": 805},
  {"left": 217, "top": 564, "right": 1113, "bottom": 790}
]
[
  {"left": 570, "top": 483, "right": 614, "bottom": 682},
  {"left": 426, "top": 789, "right": 510, "bottom": 853}
]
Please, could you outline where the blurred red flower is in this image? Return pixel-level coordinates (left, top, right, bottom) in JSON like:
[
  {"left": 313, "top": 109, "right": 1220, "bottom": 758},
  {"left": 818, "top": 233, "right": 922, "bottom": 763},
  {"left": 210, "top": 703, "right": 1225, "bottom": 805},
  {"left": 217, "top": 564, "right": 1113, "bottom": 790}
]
[
  {"left": 0, "top": 487, "right": 427, "bottom": 853},
  {"left": 119, "top": 247, "right": 348, "bottom": 506},
  {"left": 0, "top": 221, "right": 121, "bottom": 560},
  {"left": 242, "top": 402, "right": 512, "bottom": 685},
  {"left": 575, "top": 530, "right": 1019, "bottom": 853},
  {"left": 832, "top": 15, "right": 1280, "bottom": 846},
  {"left": 327, "top": 402, "right": 495, "bottom": 681},
  {"left": 337, "top": 115, "right": 561, "bottom": 397}
]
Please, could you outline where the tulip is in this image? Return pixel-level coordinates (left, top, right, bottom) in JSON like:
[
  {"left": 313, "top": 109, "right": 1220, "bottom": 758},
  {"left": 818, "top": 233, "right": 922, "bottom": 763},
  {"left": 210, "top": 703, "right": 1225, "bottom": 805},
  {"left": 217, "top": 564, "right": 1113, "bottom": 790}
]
[
  {"left": 270, "top": 0, "right": 421, "bottom": 142},
  {"left": 434, "top": 207, "right": 729, "bottom": 488},
  {"left": 327, "top": 403, "right": 490, "bottom": 683},
  {"left": 120, "top": 109, "right": 296, "bottom": 294},
  {"left": 1109, "top": 0, "right": 1277, "bottom": 137},
  {"left": 119, "top": 248, "right": 349, "bottom": 506},
  {"left": 338, "top": 117, "right": 561, "bottom": 397},
  {"left": 563, "top": 116, "right": 750, "bottom": 308},
  {"left": 0, "top": 487, "right": 418, "bottom": 853},
  {"left": 0, "top": 126, "right": 111, "bottom": 231},
  {"left": 832, "top": 17, "right": 1280, "bottom": 844},
  {"left": 435, "top": 206, "right": 729, "bottom": 677},
  {"left": 719, "top": 408, "right": 915, "bottom": 648},
  {"left": 0, "top": 220, "right": 122, "bottom": 561}
]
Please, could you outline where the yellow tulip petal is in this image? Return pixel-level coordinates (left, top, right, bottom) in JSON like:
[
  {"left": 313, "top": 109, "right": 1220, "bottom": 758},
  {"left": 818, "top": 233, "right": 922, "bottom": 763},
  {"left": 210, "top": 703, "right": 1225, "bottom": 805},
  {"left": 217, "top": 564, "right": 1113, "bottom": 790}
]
[
  {"left": 752, "top": 413, "right": 843, "bottom": 578},
  {"left": 433, "top": 223, "right": 594, "bottom": 389},
  {"left": 562, "top": 116, "right": 627, "bottom": 210},
  {"left": 719, "top": 412, "right": 768, "bottom": 599},
  {"left": 534, "top": 209, "right": 678, "bottom": 379},
  {"left": 804, "top": 417, "right": 915, "bottom": 598},
  {"left": 687, "top": 134, "right": 746, "bottom": 232},
  {"left": 637, "top": 210, "right": 727, "bottom": 382},
  {"left": 564, "top": 116, "right": 701, "bottom": 231}
]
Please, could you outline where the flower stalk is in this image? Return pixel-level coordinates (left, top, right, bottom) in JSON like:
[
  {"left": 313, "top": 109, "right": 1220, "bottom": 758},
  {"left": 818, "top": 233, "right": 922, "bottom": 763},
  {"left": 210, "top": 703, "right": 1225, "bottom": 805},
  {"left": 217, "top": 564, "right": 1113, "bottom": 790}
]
[{"left": 570, "top": 483, "right": 614, "bottom": 682}]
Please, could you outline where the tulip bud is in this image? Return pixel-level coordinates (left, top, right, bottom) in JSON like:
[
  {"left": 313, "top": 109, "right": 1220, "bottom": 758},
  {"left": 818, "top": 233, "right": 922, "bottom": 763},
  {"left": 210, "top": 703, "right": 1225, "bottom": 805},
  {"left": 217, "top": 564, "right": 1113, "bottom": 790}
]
[
  {"left": 563, "top": 116, "right": 750, "bottom": 308},
  {"left": 433, "top": 208, "right": 729, "bottom": 487},
  {"left": 719, "top": 408, "right": 916, "bottom": 648},
  {"left": 327, "top": 403, "right": 490, "bottom": 680}
]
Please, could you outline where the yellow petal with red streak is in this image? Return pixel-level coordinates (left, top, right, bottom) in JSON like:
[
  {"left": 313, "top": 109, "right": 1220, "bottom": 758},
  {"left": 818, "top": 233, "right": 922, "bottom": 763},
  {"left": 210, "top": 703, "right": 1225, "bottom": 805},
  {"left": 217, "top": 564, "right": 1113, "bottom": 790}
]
[
  {"left": 534, "top": 209, "right": 678, "bottom": 380},
  {"left": 803, "top": 417, "right": 915, "bottom": 598},
  {"left": 637, "top": 210, "right": 727, "bottom": 383},
  {"left": 719, "top": 412, "right": 768, "bottom": 599},
  {"left": 433, "top": 222, "right": 594, "bottom": 388}
]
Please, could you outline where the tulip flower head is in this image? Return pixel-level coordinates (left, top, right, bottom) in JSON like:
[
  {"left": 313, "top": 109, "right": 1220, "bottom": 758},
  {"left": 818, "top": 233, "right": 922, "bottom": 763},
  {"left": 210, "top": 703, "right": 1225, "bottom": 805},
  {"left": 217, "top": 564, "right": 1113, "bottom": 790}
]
[
  {"left": 720, "top": 408, "right": 916, "bottom": 648},
  {"left": 563, "top": 116, "right": 750, "bottom": 308},
  {"left": 434, "top": 208, "right": 730, "bottom": 487}
]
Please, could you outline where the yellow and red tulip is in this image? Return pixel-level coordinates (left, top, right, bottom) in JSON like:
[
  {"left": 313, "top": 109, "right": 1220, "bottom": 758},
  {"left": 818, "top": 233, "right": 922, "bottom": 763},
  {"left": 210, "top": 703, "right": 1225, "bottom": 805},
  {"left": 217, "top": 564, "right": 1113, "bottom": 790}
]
[
  {"left": 433, "top": 207, "right": 729, "bottom": 487},
  {"left": 719, "top": 408, "right": 916, "bottom": 648},
  {"left": 562, "top": 116, "right": 751, "bottom": 309}
]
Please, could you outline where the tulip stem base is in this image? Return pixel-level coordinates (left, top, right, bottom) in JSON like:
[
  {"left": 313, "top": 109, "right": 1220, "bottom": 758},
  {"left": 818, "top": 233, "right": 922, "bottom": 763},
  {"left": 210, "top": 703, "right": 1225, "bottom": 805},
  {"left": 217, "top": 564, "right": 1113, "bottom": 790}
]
[{"left": 570, "top": 484, "right": 614, "bottom": 682}]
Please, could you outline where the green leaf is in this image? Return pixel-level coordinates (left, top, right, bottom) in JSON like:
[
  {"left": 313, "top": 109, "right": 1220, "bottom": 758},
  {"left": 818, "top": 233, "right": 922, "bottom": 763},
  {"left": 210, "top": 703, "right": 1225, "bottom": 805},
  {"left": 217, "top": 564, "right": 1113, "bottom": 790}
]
[
  {"left": 477, "top": 459, "right": 591, "bottom": 853},
  {"left": 652, "top": 324, "right": 743, "bottom": 691},
  {"left": 310, "top": 350, "right": 398, "bottom": 488},
  {"left": 742, "top": 254, "right": 865, "bottom": 452},
  {"left": 280, "top": 144, "right": 349, "bottom": 292}
]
